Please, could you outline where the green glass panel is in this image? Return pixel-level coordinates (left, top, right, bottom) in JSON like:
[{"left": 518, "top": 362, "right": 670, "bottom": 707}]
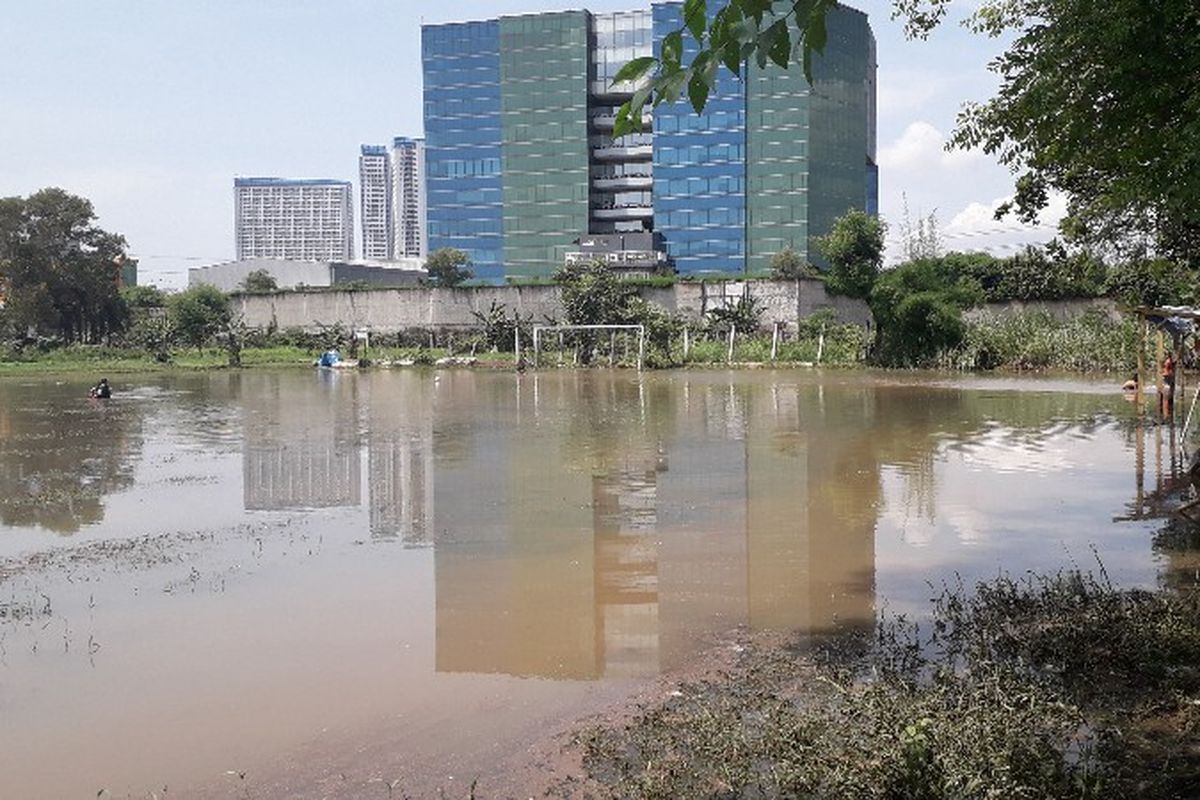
[{"left": 500, "top": 11, "right": 590, "bottom": 279}]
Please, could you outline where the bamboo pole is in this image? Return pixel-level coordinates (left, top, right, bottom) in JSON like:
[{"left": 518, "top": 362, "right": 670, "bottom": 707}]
[
  {"left": 1137, "top": 318, "right": 1146, "bottom": 415},
  {"left": 1157, "top": 329, "right": 1166, "bottom": 421}
]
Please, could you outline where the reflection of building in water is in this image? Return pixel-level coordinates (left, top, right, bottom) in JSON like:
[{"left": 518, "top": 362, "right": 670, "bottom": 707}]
[
  {"left": 365, "top": 373, "right": 436, "bottom": 544},
  {"left": 745, "top": 383, "right": 878, "bottom": 634},
  {"left": 433, "top": 373, "right": 879, "bottom": 681},
  {"left": 593, "top": 468, "right": 660, "bottom": 676},
  {"left": 368, "top": 432, "right": 433, "bottom": 544},
  {"left": 241, "top": 373, "right": 361, "bottom": 511},
  {"left": 244, "top": 442, "right": 361, "bottom": 510}
]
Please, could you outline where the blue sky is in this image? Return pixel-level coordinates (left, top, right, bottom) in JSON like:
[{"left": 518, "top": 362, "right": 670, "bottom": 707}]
[{"left": 0, "top": 0, "right": 1059, "bottom": 288}]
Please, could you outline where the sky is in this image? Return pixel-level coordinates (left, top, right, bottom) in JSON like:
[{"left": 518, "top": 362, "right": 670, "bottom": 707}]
[{"left": 0, "top": 0, "right": 1061, "bottom": 289}]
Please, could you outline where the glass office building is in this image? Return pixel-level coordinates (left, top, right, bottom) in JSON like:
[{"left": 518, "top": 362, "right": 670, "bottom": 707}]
[
  {"left": 422, "top": 3, "right": 875, "bottom": 280},
  {"left": 422, "top": 20, "right": 504, "bottom": 281}
]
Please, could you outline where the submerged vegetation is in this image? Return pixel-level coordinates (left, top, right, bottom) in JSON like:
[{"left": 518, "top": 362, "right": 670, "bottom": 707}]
[{"left": 573, "top": 569, "right": 1200, "bottom": 799}]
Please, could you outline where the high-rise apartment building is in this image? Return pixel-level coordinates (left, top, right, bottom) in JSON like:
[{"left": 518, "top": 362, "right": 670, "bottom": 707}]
[
  {"left": 234, "top": 178, "right": 355, "bottom": 261},
  {"left": 393, "top": 137, "right": 428, "bottom": 259},
  {"left": 422, "top": 2, "right": 876, "bottom": 281},
  {"left": 359, "top": 145, "right": 394, "bottom": 260}
]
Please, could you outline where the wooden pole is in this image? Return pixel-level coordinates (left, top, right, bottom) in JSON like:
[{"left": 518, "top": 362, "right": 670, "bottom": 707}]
[
  {"left": 726, "top": 325, "right": 736, "bottom": 364},
  {"left": 770, "top": 322, "right": 779, "bottom": 361},
  {"left": 682, "top": 327, "right": 690, "bottom": 358},
  {"left": 1137, "top": 317, "right": 1146, "bottom": 415},
  {"left": 1156, "top": 328, "right": 1166, "bottom": 420}
]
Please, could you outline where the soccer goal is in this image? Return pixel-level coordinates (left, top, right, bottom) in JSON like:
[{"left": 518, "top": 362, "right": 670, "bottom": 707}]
[{"left": 532, "top": 324, "right": 646, "bottom": 370}]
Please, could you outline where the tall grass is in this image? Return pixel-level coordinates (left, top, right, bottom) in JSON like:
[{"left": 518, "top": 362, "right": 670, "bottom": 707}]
[{"left": 952, "top": 310, "right": 1138, "bottom": 372}]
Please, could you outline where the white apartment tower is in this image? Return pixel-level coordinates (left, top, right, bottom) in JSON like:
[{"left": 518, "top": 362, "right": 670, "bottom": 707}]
[
  {"left": 392, "top": 137, "right": 427, "bottom": 259},
  {"left": 359, "top": 145, "right": 394, "bottom": 260},
  {"left": 234, "top": 178, "right": 354, "bottom": 261}
]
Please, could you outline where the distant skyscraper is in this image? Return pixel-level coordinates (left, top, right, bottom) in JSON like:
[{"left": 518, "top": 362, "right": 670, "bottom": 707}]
[
  {"left": 393, "top": 137, "right": 427, "bottom": 259},
  {"left": 359, "top": 145, "right": 394, "bottom": 260},
  {"left": 234, "top": 178, "right": 354, "bottom": 261}
]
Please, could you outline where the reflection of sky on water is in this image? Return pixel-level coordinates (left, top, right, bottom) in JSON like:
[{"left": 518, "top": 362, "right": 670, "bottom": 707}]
[{"left": 875, "top": 415, "right": 1167, "bottom": 617}]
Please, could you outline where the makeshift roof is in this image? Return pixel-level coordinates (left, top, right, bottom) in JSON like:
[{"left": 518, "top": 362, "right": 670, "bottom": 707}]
[{"left": 1128, "top": 305, "right": 1200, "bottom": 337}]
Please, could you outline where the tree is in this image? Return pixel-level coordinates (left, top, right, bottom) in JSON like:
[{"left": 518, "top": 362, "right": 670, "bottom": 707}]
[
  {"left": 869, "top": 258, "right": 983, "bottom": 366},
  {"left": 942, "top": 0, "right": 1200, "bottom": 263},
  {"left": 816, "top": 208, "right": 885, "bottom": 299},
  {"left": 239, "top": 269, "right": 278, "bottom": 294},
  {"left": 554, "top": 260, "right": 638, "bottom": 327},
  {"left": 120, "top": 285, "right": 166, "bottom": 310},
  {"left": 0, "top": 188, "right": 130, "bottom": 343},
  {"left": 768, "top": 246, "right": 816, "bottom": 280},
  {"left": 425, "top": 247, "right": 473, "bottom": 287},
  {"left": 168, "top": 284, "right": 231, "bottom": 350}
]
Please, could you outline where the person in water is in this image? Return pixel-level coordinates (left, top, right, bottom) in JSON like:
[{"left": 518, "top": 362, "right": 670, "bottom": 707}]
[
  {"left": 1161, "top": 351, "right": 1176, "bottom": 418},
  {"left": 90, "top": 378, "right": 111, "bottom": 399},
  {"left": 1121, "top": 374, "right": 1139, "bottom": 393}
]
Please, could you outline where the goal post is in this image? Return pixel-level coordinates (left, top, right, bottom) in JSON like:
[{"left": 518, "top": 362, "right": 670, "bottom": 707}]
[{"left": 532, "top": 324, "right": 645, "bottom": 370}]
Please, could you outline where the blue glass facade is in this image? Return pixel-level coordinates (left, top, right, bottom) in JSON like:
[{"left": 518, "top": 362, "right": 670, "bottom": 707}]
[
  {"left": 651, "top": 2, "right": 746, "bottom": 275},
  {"left": 422, "top": 4, "right": 874, "bottom": 279},
  {"left": 422, "top": 21, "right": 504, "bottom": 281}
]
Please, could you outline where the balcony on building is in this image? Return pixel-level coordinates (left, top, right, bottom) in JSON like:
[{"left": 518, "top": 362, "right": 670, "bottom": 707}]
[
  {"left": 590, "top": 111, "right": 653, "bottom": 133},
  {"left": 565, "top": 232, "right": 670, "bottom": 278},
  {"left": 592, "top": 144, "right": 653, "bottom": 161},
  {"left": 591, "top": 204, "right": 654, "bottom": 222}
]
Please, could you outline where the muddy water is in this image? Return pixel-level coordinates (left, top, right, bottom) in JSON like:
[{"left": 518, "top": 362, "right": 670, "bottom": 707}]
[{"left": 0, "top": 369, "right": 1187, "bottom": 798}]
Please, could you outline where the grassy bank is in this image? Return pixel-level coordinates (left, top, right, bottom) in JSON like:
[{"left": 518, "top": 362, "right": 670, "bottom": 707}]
[
  {"left": 0, "top": 310, "right": 1148, "bottom": 375},
  {"left": 572, "top": 569, "right": 1200, "bottom": 799}
]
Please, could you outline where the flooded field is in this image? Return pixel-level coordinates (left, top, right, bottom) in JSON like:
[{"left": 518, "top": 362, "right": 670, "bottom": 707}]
[{"left": 0, "top": 368, "right": 1190, "bottom": 798}]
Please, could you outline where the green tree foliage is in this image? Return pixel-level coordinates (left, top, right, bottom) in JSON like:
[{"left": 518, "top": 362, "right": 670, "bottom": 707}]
[
  {"left": 944, "top": 0, "right": 1200, "bottom": 263},
  {"left": 239, "top": 269, "right": 278, "bottom": 294},
  {"left": 555, "top": 260, "right": 639, "bottom": 326},
  {"left": 168, "top": 284, "right": 231, "bottom": 350},
  {"left": 816, "top": 208, "right": 885, "bottom": 299},
  {"left": 0, "top": 188, "right": 130, "bottom": 343},
  {"left": 120, "top": 285, "right": 166, "bottom": 309},
  {"left": 946, "top": 245, "right": 1106, "bottom": 303},
  {"left": 768, "top": 246, "right": 816, "bottom": 280},
  {"left": 1104, "top": 259, "right": 1194, "bottom": 308},
  {"left": 425, "top": 247, "right": 473, "bottom": 287},
  {"left": 870, "top": 259, "right": 983, "bottom": 366}
]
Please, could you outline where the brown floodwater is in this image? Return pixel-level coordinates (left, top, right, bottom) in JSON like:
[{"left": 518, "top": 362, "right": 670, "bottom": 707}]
[{"left": 0, "top": 368, "right": 1190, "bottom": 798}]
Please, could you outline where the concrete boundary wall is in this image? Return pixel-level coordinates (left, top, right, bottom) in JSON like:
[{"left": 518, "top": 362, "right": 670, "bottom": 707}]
[{"left": 232, "top": 279, "right": 873, "bottom": 334}]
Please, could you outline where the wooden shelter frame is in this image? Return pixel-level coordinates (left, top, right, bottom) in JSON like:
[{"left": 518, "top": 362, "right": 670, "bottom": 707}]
[{"left": 1128, "top": 305, "right": 1200, "bottom": 430}]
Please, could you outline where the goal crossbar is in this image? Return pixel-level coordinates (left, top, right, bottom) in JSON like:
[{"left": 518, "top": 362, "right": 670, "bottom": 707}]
[{"left": 532, "top": 324, "right": 645, "bottom": 370}]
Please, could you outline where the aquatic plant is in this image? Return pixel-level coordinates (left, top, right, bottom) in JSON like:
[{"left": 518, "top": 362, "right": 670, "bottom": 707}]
[{"left": 574, "top": 569, "right": 1200, "bottom": 799}]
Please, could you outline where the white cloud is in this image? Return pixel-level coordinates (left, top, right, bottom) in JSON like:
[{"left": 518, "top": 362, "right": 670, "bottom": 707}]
[{"left": 877, "top": 121, "right": 986, "bottom": 171}]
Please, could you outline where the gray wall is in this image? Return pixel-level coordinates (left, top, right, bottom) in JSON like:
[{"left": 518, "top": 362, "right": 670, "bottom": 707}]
[
  {"left": 190, "top": 259, "right": 333, "bottom": 292},
  {"left": 232, "top": 279, "right": 873, "bottom": 334}
]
